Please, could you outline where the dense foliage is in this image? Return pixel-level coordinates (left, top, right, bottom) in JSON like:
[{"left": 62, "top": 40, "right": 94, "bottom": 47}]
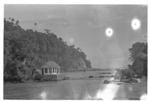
[
  {"left": 129, "top": 42, "right": 147, "bottom": 77},
  {"left": 120, "top": 42, "right": 147, "bottom": 80},
  {"left": 4, "top": 18, "right": 91, "bottom": 82}
]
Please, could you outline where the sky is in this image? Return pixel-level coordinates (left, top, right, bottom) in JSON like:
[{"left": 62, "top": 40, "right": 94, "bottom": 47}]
[{"left": 4, "top": 5, "right": 147, "bottom": 69}]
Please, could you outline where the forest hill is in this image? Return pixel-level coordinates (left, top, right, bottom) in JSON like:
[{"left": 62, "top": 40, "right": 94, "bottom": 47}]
[
  {"left": 4, "top": 18, "right": 91, "bottom": 82},
  {"left": 4, "top": 18, "right": 147, "bottom": 83}
]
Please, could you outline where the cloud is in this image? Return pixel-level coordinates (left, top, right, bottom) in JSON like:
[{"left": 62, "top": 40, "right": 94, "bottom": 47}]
[{"left": 68, "top": 38, "right": 75, "bottom": 45}]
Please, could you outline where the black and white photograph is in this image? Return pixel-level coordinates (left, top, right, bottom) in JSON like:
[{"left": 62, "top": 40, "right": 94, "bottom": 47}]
[{"left": 3, "top": 2, "right": 148, "bottom": 100}]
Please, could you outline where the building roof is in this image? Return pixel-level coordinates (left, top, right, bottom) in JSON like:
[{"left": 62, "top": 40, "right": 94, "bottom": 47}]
[{"left": 41, "top": 61, "right": 60, "bottom": 69}]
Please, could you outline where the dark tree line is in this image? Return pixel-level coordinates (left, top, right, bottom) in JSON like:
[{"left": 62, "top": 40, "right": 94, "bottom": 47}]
[
  {"left": 128, "top": 42, "right": 147, "bottom": 77},
  {"left": 120, "top": 42, "right": 147, "bottom": 80},
  {"left": 4, "top": 18, "right": 91, "bottom": 82}
]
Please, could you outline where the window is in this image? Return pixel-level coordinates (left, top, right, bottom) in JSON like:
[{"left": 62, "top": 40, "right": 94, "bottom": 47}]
[
  {"left": 42, "top": 68, "right": 44, "bottom": 75},
  {"left": 54, "top": 67, "right": 56, "bottom": 73},
  {"left": 52, "top": 68, "right": 53, "bottom": 73},
  {"left": 53, "top": 67, "right": 55, "bottom": 73},
  {"left": 57, "top": 68, "right": 59, "bottom": 73},
  {"left": 49, "top": 68, "right": 52, "bottom": 73},
  {"left": 45, "top": 68, "right": 48, "bottom": 73}
]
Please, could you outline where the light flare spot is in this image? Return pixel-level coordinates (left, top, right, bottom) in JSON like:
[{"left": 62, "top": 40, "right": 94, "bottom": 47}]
[
  {"left": 96, "top": 83, "right": 119, "bottom": 100},
  {"left": 68, "top": 38, "right": 75, "bottom": 45},
  {"left": 131, "top": 18, "right": 141, "bottom": 31},
  {"left": 140, "top": 94, "right": 147, "bottom": 100},
  {"left": 105, "top": 27, "right": 114, "bottom": 38},
  {"left": 110, "top": 77, "right": 115, "bottom": 81},
  {"left": 40, "top": 91, "right": 47, "bottom": 99}
]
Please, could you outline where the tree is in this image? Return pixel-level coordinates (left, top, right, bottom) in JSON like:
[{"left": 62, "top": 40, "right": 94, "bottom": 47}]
[
  {"left": 128, "top": 42, "right": 147, "bottom": 77},
  {"left": 129, "top": 42, "right": 147, "bottom": 61},
  {"left": 16, "top": 20, "right": 19, "bottom": 25},
  {"left": 44, "top": 29, "right": 51, "bottom": 34}
]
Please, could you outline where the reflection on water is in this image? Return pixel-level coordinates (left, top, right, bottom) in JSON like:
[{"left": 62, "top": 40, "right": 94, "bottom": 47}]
[
  {"left": 140, "top": 94, "right": 147, "bottom": 100},
  {"left": 95, "top": 83, "right": 120, "bottom": 100},
  {"left": 40, "top": 91, "right": 47, "bottom": 99},
  {"left": 4, "top": 78, "right": 147, "bottom": 100},
  {"left": 36, "top": 79, "right": 104, "bottom": 99}
]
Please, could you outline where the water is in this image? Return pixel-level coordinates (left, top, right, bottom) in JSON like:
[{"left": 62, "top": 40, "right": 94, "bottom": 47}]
[{"left": 4, "top": 78, "right": 147, "bottom": 100}]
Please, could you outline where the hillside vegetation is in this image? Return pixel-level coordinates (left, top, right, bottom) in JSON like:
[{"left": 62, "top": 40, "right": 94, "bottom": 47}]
[{"left": 4, "top": 18, "right": 91, "bottom": 82}]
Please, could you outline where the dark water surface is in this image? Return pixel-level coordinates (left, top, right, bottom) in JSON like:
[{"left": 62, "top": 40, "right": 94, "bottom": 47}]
[{"left": 4, "top": 78, "right": 147, "bottom": 100}]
